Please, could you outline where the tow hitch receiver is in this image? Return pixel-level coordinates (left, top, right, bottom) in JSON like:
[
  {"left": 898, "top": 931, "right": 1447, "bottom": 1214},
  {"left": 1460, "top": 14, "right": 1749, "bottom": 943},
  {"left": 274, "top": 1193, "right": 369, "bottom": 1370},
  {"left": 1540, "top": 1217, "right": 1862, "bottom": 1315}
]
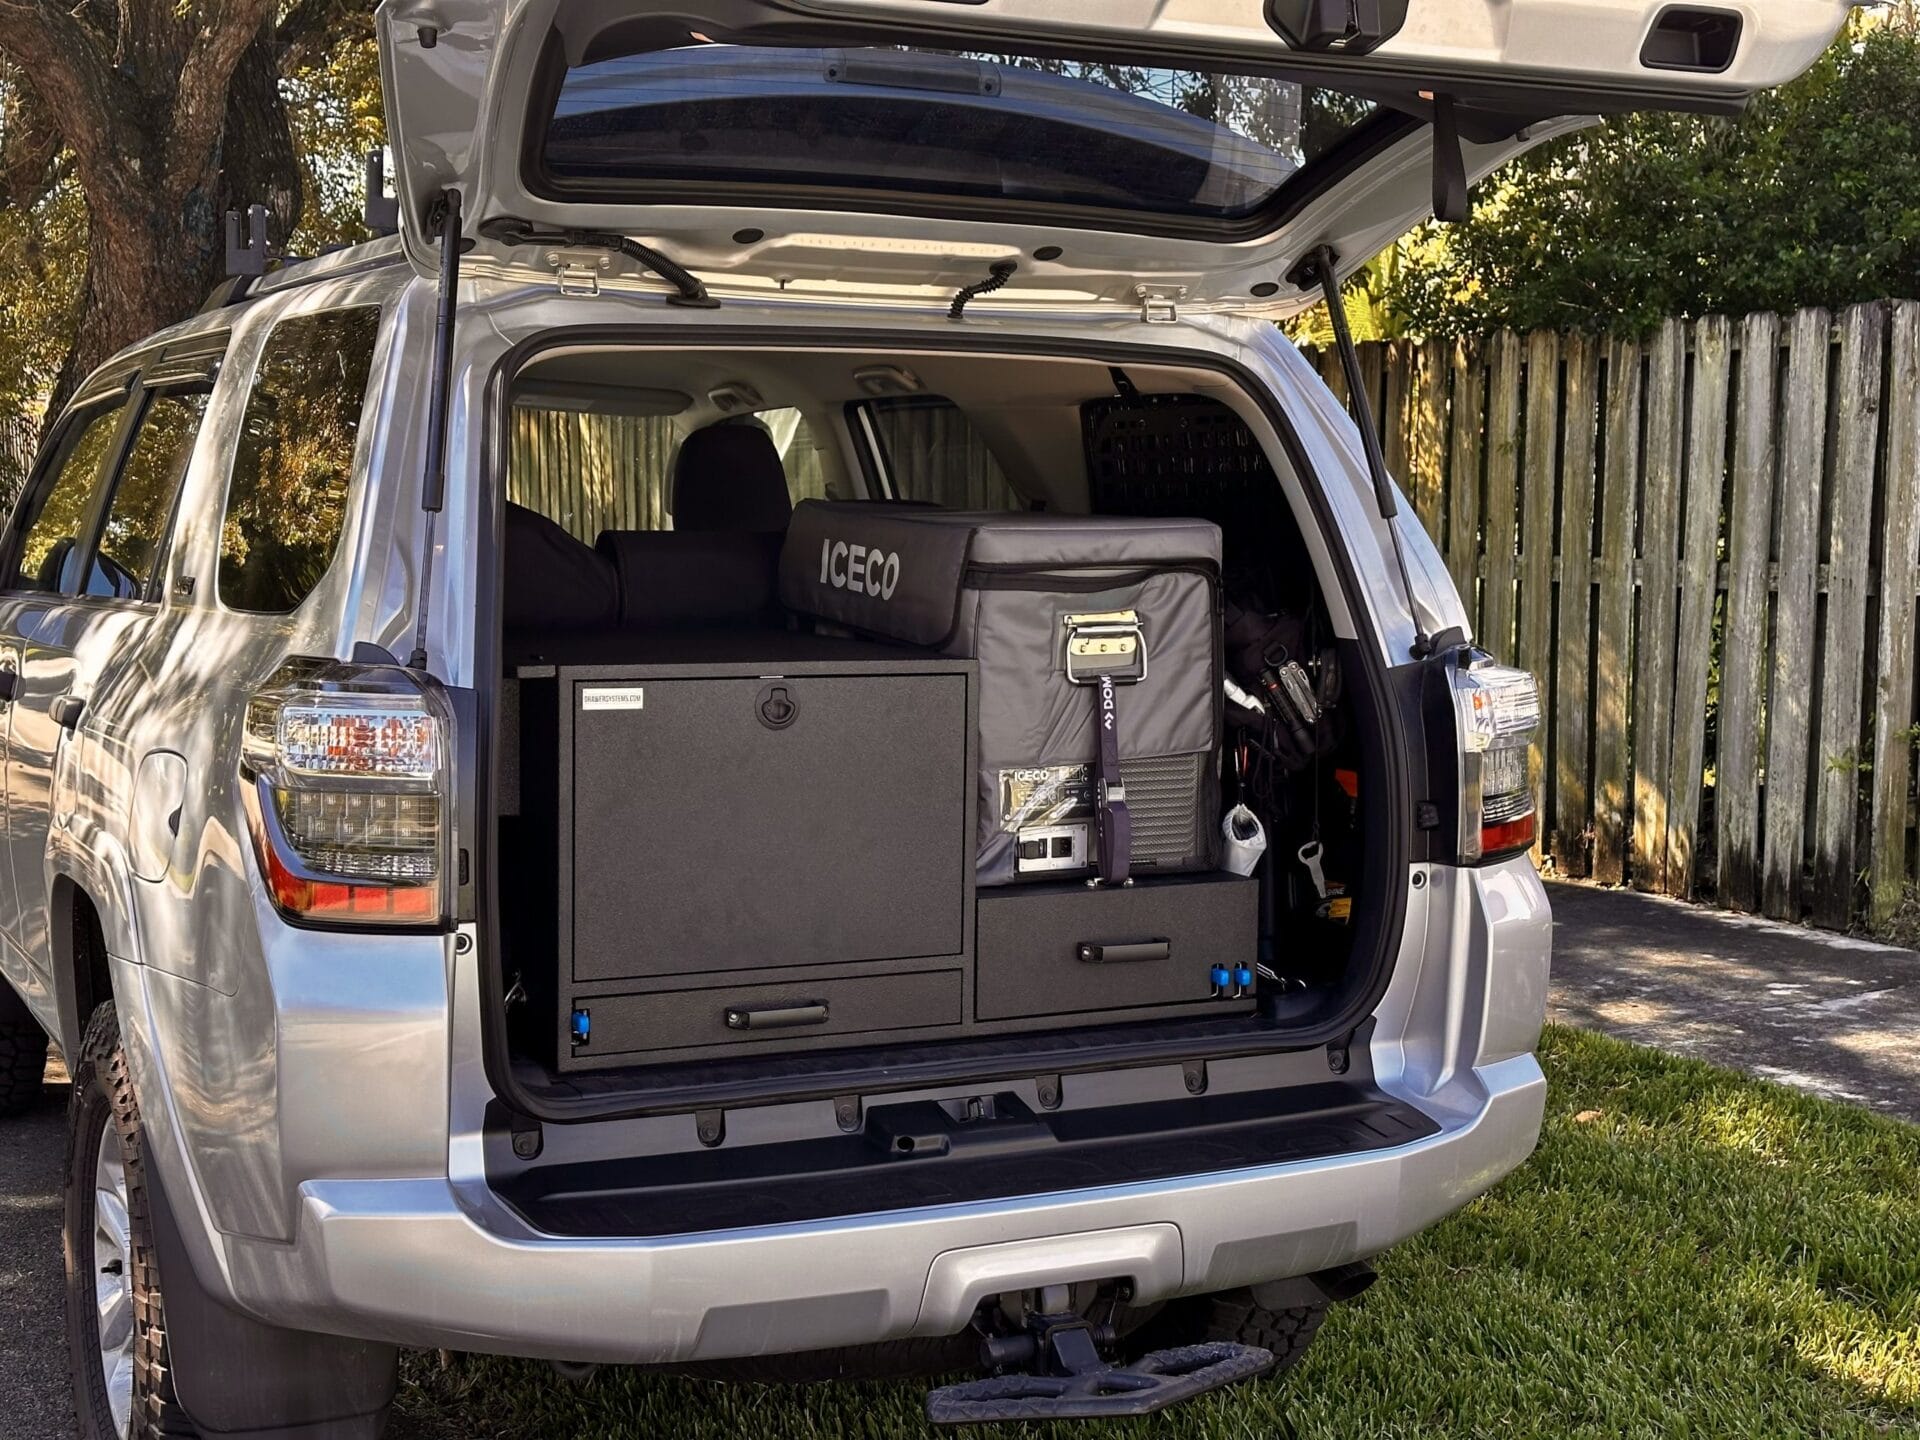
[{"left": 925, "top": 1309, "right": 1274, "bottom": 1425}]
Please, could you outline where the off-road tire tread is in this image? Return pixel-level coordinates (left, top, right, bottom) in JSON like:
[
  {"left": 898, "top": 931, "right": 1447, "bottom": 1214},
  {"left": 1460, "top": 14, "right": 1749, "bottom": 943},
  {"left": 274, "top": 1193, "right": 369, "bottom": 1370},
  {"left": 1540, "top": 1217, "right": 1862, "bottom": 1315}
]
[
  {"left": 0, "top": 1016, "right": 48, "bottom": 1117},
  {"left": 1197, "top": 1293, "right": 1327, "bottom": 1369},
  {"left": 1127, "top": 1289, "right": 1328, "bottom": 1376},
  {"left": 68, "top": 1003, "right": 198, "bottom": 1439}
]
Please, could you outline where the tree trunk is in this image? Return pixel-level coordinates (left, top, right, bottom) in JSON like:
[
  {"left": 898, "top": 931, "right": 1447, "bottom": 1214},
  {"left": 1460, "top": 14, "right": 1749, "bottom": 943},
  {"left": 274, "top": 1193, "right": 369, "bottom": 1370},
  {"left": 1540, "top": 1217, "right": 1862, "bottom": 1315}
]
[{"left": 9, "top": 4, "right": 299, "bottom": 424}]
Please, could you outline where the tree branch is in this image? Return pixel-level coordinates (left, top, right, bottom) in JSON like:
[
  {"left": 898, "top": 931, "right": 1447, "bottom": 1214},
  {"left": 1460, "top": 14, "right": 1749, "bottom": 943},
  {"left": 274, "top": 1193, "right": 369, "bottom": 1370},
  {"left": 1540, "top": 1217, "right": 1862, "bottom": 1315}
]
[
  {"left": 0, "top": 0, "right": 139, "bottom": 208},
  {"left": 166, "top": 0, "right": 279, "bottom": 193}
]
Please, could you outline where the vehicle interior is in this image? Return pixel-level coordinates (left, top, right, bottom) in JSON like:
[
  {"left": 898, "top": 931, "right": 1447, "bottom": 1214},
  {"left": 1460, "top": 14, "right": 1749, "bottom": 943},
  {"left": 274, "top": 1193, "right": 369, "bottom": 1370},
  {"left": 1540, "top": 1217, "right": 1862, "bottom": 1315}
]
[{"left": 484, "top": 342, "right": 1403, "bottom": 1136}]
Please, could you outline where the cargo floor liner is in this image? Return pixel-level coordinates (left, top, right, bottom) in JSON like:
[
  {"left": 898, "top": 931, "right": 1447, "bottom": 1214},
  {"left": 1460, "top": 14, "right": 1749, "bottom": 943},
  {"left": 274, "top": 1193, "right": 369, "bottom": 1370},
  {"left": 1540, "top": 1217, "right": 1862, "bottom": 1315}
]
[{"left": 491, "top": 1075, "right": 1437, "bottom": 1238}]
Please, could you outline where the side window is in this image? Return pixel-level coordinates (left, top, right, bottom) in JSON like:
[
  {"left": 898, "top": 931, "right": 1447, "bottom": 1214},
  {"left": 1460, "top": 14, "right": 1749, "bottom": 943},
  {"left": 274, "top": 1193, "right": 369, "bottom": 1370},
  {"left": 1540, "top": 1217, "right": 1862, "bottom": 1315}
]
[
  {"left": 508, "top": 407, "right": 679, "bottom": 540},
  {"left": 8, "top": 401, "right": 128, "bottom": 593},
  {"left": 758, "top": 408, "right": 838, "bottom": 504},
  {"left": 87, "top": 389, "right": 210, "bottom": 600},
  {"left": 219, "top": 307, "right": 380, "bottom": 614},
  {"left": 864, "top": 397, "right": 1020, "bottom": 510}
]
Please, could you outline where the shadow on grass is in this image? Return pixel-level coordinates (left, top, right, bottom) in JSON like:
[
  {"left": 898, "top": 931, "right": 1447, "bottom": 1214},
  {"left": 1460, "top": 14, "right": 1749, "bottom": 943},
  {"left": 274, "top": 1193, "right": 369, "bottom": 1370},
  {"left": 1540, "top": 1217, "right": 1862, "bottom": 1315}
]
[{"left": 391, "top": 1027, "right": 1920, "bottom": 1440}]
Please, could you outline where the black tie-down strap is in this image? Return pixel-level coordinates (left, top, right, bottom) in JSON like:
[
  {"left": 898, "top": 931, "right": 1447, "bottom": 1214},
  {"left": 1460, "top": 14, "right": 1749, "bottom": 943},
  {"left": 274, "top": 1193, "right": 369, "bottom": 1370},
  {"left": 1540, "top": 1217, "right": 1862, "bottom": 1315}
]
[
  {"left": 1093, "top": 672, "right": 1132, "bottom": 886},
  {"left": 1066, "top": 609, "right": 1145, "bottom": 888}
]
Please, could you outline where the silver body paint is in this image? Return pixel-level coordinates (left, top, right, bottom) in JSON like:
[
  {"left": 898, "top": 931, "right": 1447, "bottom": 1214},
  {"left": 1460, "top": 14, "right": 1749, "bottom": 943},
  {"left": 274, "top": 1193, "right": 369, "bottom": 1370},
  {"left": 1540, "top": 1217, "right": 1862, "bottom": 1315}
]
[{"left": 4, "top": 250, "right": 1550, "bottom": 1360}]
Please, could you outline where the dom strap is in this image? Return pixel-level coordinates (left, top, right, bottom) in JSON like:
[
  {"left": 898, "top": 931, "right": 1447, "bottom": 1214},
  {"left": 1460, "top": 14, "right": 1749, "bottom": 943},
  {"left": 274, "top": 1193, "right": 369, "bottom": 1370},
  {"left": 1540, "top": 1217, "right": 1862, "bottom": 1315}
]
[{"left": 1094, "top": 673, "right": 1132, "bottom": 886}]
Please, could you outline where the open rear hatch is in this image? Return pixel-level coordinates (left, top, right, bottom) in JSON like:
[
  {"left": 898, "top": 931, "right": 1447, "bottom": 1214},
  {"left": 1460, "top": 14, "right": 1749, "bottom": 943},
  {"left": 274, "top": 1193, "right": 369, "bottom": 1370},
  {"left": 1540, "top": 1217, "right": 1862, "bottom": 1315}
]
[{"left": 377, "top": 0, "right": 1852, "bottom": 309}]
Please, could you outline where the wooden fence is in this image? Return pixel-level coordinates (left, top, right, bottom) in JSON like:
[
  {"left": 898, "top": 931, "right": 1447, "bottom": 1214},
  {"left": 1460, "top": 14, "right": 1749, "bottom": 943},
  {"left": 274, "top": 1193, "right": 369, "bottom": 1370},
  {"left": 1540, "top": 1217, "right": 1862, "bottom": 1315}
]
[{"left": 1313, "top": 303, "right": 1920, "bottom": 929}]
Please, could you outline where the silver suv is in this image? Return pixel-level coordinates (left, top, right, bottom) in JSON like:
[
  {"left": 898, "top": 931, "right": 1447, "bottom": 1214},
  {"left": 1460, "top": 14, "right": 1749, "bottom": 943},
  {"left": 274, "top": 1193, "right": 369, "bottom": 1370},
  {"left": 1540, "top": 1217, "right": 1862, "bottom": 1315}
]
[{"left": 0, "top": 3, "right": 1846, "bottom": 1435}]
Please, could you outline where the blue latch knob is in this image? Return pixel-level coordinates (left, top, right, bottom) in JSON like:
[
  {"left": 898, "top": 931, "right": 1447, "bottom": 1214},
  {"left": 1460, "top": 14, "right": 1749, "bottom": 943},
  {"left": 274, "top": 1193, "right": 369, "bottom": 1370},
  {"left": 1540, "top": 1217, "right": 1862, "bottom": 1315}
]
[{"left": 570, "top": 1008, "right": 591, "bottom": 1045}]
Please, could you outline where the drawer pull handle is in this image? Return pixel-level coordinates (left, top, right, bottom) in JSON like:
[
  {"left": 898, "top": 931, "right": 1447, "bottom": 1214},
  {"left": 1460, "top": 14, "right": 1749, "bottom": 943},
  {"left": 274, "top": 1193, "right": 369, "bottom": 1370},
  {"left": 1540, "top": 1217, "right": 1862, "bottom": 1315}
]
[
  {"left": 1076, "top": 939, "right": 1170, "bottom": 965},
  {"left": 725, "top": 1001, "right": 829, "bottom": 1031}
]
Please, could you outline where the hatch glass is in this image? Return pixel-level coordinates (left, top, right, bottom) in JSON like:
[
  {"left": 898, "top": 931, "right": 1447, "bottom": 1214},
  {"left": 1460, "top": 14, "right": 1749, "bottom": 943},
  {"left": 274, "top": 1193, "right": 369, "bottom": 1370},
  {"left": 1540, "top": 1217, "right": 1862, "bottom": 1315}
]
[{"left": 536, "top": 43, "right": 1382, "bottom": 224}]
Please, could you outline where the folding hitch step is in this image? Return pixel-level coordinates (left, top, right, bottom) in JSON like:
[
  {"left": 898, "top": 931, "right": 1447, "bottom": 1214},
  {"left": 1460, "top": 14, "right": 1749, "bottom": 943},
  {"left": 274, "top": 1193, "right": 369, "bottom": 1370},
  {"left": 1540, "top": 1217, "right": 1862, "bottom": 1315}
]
[{"left": 925, "top": 1311, "right": 1274, "bottom": 1425}]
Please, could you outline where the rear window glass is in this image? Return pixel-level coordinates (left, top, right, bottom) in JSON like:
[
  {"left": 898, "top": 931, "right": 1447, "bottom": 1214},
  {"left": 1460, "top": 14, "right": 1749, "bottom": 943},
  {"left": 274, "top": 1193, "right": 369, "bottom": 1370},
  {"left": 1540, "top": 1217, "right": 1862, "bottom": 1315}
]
[
  {"left": 219, "top": 307, "right": 379, "bottom": 614},
  {"left": 538, "top": 44, "right": 1376, "bottom": 222}
]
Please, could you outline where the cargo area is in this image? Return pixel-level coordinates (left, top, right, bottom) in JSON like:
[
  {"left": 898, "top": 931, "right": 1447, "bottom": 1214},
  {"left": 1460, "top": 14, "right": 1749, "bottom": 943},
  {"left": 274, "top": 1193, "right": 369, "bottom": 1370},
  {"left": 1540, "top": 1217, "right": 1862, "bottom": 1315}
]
[{"left": 485, "top": 345, "right": 1401, "bottom": 1113}]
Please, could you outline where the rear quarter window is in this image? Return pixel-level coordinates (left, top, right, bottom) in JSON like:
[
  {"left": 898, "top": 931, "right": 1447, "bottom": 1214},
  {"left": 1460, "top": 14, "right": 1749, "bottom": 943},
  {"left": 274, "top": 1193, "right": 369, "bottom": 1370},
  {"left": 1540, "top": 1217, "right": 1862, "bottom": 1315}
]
[
  {"left": 218, "top": 306, "right": 380, "bottom": 614},
  {"left": 865, "top": 397, "right": 1020, "bottom": 510}
]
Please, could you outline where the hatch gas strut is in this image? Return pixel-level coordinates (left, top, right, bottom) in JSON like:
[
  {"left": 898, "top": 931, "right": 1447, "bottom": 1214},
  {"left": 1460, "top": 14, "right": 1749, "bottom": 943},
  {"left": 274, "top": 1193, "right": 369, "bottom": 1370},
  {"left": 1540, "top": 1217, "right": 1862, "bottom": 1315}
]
[
  {"left": 409, "top": 188, "right": 464, "bottom": 672},
  {"left": 1287, "top": 244, "right": 1434, "bottom": 660},
  {"left": 479, "top": 218, "right": 720, "bottom": 308}
]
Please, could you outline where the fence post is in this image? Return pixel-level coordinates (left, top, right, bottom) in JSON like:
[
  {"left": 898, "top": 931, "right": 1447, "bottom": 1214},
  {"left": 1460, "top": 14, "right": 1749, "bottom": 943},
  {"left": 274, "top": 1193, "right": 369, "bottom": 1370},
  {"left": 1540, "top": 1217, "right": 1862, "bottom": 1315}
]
[
  {"left": 1481, "top": 332, "right": 1522, "bottom": 659},
  {"left": 1593, "top": 336, "right": 1642, "bottom": 885},
  {"left": 1810, "top": 304, "right": 1888, "bottom": 927},
  {"left": 1667, "top": 315, "right": 1731, "bottom": 899},
  {"left": 1519, "top": 332, "right": 1560, "bottom": 861},
  {"left": 1632, "top": 319, "right": 1686, "bottom": 891},
  {"left": 1717, "top": 311, "right": 1780, "bottom": 912},
  {"left": 1869, "top": 302, "right": 1920, "bottom": 928},
  {"left": 1445, "top": 339, "right": 1484, "bottom": 604},
  {"left": 1762, "top": 307, "right": 1832, "bottom": 920},
  {"left": 1552, "top": 337, "right": 1599, "bottom": 877}
]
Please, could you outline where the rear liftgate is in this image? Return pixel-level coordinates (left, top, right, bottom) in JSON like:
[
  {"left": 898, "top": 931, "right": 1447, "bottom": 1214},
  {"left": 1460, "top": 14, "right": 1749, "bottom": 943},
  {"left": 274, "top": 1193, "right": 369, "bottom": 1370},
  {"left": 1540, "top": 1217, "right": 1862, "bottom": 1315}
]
[{"left": 925, "top": 1286, "right": 1274, "bottom": 1425}]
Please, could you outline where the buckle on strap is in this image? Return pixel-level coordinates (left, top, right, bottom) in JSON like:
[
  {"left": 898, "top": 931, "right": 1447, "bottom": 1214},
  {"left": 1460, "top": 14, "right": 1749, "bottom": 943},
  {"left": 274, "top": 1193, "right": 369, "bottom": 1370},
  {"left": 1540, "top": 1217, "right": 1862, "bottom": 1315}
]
[{"left": 1064, "top": 609, "right": 1146, "bottom": 686}]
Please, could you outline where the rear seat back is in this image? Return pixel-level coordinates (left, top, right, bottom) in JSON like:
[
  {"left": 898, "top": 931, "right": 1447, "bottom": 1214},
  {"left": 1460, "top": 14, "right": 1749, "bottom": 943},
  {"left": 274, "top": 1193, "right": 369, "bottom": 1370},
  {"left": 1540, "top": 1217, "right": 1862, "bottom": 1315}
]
[
  {"left": 502, "top": 503, "right": 619, "bottom": 633},
  {"left": 505, "top": 423, "right": 800, "bottom": 639},
  {"left": 592, "top": 421, "right": 796, "bottom": 627},
  {"left": 594, "top": 530, "right": 782, "bottom": 626}
]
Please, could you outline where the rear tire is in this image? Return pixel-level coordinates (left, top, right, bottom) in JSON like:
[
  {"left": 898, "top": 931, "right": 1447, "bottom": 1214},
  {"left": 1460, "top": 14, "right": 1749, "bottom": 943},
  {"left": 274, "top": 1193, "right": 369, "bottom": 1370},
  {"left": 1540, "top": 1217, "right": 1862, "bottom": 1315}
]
[
  {"left": 65, "top": 1003, "right": 197, "bottom": 1439},
  {"left": 1127, "top": 1289, "right": 1329, "bottom": 1377}
]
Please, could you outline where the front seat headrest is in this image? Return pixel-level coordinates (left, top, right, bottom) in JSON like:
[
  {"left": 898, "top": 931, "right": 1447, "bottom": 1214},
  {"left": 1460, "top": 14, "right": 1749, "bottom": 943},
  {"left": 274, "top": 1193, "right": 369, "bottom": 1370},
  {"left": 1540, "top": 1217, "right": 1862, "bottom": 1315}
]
[{"left": 671, "top": 424, "right": 793, "bottom": 533}]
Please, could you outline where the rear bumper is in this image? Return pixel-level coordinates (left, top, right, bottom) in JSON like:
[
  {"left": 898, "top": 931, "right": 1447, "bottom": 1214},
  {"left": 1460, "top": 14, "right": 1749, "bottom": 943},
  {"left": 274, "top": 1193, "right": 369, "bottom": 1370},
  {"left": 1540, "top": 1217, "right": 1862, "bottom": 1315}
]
[
  {"left": 142, "top": 856, "right": 1550, "bottom": 1363},
  {"left": 218, "top": 1052, "right": 1541, "bottom": 1363}
]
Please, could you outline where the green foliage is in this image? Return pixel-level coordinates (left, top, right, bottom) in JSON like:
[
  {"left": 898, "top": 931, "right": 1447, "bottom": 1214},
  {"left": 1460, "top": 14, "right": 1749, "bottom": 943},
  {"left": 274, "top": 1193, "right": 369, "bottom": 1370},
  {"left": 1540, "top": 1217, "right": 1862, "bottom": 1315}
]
[
  {"left": 1389, "top": 18, "right": 1920, "bottom": 338},
  {"left": 283, "top": 24, "right": 387, "bottom": 254},
  {"left": 0, "top": 66, "right": 86, "bottom": 483}
]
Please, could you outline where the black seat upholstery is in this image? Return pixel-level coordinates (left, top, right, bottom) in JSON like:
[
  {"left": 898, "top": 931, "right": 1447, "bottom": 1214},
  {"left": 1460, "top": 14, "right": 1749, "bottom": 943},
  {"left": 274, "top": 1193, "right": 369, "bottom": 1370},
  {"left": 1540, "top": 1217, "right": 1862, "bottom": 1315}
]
[
  {"left": 502, "top": 503, "right": 619, "bottom": 632},
  {"left": 505, "top": 423, "right": 798, "bottom": 645},
  {"left": 595, "top": 529, "right": 782, "bottom": 627},
  {"left": 669, "top": 423, "right": 794, "bottom": 533}
]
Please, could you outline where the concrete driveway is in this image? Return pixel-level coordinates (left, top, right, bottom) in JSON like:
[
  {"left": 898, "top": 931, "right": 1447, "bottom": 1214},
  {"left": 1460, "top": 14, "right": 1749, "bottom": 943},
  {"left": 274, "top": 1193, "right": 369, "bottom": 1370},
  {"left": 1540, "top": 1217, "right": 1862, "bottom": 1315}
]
[
  {"left": 1546, "top": 880, "right": 1920, "bottom": 1123},
  {"left": 0, "top": 1061, "right": 71, "bottom": 1440},
  {"left": 2, "top": 881, "right": 1916, "bottom": 1435}
]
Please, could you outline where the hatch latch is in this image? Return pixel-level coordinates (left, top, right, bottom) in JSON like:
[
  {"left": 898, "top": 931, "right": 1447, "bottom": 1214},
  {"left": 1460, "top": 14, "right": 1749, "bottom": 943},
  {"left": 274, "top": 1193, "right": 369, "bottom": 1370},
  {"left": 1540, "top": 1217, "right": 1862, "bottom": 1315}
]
[
  {"left": 547, "top": 248, "right": 612, "bottom": 297},
  {"left": 1136, "top": 284, "right": 1186, "bottom": 324}
]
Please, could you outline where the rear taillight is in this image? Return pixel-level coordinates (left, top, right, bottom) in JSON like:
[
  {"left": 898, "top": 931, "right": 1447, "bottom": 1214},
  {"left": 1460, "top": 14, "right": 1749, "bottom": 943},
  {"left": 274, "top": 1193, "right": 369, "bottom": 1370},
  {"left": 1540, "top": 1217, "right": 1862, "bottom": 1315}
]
[
  {"left": 241, "top": 661, "right": 450, "bottom": 927},
  {"left": 1452, "top": 651, "right": 1541, "bottom": 864}
]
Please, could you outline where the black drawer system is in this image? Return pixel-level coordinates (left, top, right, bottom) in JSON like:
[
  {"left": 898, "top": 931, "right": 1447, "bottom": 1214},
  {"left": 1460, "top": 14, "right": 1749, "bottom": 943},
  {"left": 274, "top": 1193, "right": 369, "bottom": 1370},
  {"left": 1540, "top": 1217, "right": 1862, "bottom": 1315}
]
[
  {"left": 571, "top": 967, "right": 966, "bottom": 1061},
  {"left": 975, "top": 876, "right": 1259, "bottom": 1022},
  {"left": 510, "top": 637, "right": 1257, "bottom": 1072}
]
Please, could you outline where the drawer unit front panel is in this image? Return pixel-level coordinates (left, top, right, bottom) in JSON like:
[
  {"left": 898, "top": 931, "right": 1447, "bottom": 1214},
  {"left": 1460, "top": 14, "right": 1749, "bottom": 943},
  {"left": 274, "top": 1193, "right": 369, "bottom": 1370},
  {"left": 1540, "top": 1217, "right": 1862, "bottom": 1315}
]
[
  {"left": 571, "top": 968, "right": 965, "bottom": 1063},
  {"left": 569, "top": 671, "right": 970, "bottom": 982},
  {"left": 975, "top": 876, "right": 1259, "bottom": 1021}
]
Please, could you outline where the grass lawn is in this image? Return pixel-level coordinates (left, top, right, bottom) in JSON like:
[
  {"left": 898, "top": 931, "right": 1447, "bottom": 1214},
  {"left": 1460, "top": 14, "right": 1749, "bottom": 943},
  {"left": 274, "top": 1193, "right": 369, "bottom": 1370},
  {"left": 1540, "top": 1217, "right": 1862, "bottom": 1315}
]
[{"left": 392, "top": 1027, "right": 1920, "bottom": 1439}]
